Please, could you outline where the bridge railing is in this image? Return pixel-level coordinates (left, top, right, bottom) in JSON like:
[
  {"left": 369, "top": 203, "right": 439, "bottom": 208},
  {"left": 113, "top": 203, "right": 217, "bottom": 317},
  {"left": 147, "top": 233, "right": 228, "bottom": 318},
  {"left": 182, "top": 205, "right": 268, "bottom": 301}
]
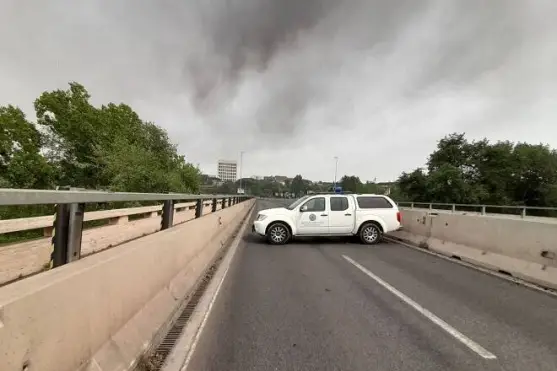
[
  {"left": 0, "top": 188, "right": 251, "bottom": 284},
  {"left": 397, "top": 201, "right": 557, "bottom": 219}
]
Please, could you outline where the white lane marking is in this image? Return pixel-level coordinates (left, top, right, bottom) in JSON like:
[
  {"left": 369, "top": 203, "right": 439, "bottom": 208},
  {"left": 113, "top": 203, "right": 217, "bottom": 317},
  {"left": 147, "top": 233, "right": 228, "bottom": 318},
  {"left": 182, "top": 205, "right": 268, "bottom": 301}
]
[{"left": 342, "top": 255, "right": 497, "bottom": 360}]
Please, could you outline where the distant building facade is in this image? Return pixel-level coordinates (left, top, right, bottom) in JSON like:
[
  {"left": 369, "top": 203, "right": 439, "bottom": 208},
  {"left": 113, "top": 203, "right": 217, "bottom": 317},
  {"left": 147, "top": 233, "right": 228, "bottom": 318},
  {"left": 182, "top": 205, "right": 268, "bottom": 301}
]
[{"left": 217, "top": 160, "right": 237, "bottom": 182}]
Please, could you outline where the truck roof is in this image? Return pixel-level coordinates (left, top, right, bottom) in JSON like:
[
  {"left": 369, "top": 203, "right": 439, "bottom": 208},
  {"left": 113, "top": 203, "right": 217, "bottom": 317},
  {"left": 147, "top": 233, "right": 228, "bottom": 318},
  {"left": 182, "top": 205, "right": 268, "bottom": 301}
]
[{"left": 310, "top": 192, "right": 390, "bottom": 197}]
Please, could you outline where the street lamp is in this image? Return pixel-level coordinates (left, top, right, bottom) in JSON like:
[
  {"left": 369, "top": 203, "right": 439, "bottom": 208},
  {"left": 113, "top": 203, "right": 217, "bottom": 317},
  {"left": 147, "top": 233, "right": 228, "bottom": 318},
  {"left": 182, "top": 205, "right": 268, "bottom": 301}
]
[
  {"left": 239, "top": 151, "right": 245, "bottom": 194},
  {"left": 333, "top": 156, "right": 339, "bottom": 189}
]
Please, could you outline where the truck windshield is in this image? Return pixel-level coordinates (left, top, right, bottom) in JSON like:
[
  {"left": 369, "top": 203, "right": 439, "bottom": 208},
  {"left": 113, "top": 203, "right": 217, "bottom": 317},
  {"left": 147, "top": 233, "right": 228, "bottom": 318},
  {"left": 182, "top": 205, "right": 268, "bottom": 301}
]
[{"left": 286, "top": 195, "right": 310, "bottom": 210}]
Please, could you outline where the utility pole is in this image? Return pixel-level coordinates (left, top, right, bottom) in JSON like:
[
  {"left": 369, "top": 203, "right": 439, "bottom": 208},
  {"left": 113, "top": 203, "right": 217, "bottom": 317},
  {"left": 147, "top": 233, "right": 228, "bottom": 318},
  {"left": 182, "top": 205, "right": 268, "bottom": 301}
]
[{"left": 333, "top": 156, "right": 339, "bottom": 189}]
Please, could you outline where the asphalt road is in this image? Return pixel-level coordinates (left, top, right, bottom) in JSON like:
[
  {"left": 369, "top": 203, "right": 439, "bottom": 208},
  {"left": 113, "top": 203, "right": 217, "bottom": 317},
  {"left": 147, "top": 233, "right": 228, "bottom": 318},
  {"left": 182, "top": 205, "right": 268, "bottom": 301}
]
[{"left": 186, "top": 199, "right": 557, "bottom": 371}]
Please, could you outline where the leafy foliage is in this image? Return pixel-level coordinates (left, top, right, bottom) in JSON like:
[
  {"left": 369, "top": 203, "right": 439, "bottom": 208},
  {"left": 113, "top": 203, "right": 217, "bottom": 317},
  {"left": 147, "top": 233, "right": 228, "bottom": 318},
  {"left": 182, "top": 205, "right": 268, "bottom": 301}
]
[
  {"left": 0, "top": 105, "right": 54, "bottom": 188},
  {"left": 398, "top": 133, "right": 557, "bottom": 206},
  {"left": 208, "top": 174, "right": 388, "bottom": 198},
  {"left": 290, "top": 175, "right": 306, "bottom": 197},
  {"left": 1, "top": 82, "right": 200, "bottom": 193}
]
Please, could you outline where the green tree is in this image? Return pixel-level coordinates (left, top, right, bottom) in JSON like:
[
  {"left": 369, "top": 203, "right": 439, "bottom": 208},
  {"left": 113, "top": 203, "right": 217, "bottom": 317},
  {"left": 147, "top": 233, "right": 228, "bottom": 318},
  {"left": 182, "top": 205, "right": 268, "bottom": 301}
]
[
  {"left": 242, "top": 178, "right": 263, "bottom": 196},
  {"left": 340, "top": 175, "right": 362, "bottom": 192},
  {"left": 398, "top": 133, "right": 557, "bottom": 207},
  {"left": 398, "top": 168, "right": 429, "bottom": 202},
  {"left": 511, "top": 143, "right": 557, "bottom": 206},
  {"left": 34, "top": 82, "right": 104, "bottom": 188},
  {"left": 360, "top": 181, "right": 381, "bottom": 194},
  {"left": 32, "top": 82, "right": 200, "bottom": 193},
  {"left": 426, "top": 164, "right": 487, "bottom": 204},
  {"left": 428, "top": 133, "right": 472, "bottom": 173},
  {"left": 0, "top": 106, "right": 54, "bottom": 188},
  {"left": 472, "top": 141, "right": 515, "bottom": 204},
  {"left": 217, "top": 181, "right": 237, "bottom": 194},
  {"left": 290, "top": 174, "right": 306, "bottom": 196}
]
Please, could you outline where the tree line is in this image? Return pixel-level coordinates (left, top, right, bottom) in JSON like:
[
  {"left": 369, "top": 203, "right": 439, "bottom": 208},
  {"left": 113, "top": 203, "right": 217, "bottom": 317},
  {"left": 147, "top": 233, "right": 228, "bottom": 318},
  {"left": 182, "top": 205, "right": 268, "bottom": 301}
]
[
  {"left": 3, "top": 83, "right": 556, "bottom": 208},
  {"left": 206, "top": 174, "right": 390, "bottom": 198},
  {"left": 1, "top": 82, "right": 200, "bottom": 193},
  {"left": 397, "top": 133, "right": 557, "bottom": 207},
  {"left": 208, "top": 133, "right": 557, "bottom": 209}
]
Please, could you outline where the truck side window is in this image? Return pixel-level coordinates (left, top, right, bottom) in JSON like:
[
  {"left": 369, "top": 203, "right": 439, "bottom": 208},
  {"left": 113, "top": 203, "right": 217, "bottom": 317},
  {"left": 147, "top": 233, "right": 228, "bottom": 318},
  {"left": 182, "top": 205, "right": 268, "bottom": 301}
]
[
  {"left": 356, "top": 196, "right": 393, "bottom": 209},
  {"left": 302, "top": 197, "right": 326, "bottom": 212},
  {"left": 330, "top": 197, "right": 349, "bottom": 211}
]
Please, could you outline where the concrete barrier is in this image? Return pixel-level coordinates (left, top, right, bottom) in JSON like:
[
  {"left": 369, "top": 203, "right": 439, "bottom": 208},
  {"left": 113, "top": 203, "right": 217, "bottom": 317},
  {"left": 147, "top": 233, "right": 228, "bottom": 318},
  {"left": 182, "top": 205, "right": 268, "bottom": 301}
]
[
  {"left": 390, "top": 208, "right": 557, "bottom": 290},
  {"left": 0, "top": 199, "right": 255, "bottom": 371}
]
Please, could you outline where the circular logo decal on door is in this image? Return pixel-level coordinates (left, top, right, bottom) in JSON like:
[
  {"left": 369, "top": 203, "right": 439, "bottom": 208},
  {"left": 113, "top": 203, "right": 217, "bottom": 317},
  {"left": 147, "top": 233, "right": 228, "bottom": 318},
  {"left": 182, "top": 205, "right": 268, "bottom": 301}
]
[{"left": 309, "top": 213, "right": 316, "bottom": 221}]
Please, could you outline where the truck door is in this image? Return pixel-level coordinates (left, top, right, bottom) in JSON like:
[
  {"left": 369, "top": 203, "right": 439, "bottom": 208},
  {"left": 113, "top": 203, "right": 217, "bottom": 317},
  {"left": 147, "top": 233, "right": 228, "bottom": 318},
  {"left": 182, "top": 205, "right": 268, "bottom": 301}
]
[
  {"left": 328, "top": 196, "right": 353, "bottom": 234},
  {"left": 296, "top": 196, "right": 329, "bottom": 235}
]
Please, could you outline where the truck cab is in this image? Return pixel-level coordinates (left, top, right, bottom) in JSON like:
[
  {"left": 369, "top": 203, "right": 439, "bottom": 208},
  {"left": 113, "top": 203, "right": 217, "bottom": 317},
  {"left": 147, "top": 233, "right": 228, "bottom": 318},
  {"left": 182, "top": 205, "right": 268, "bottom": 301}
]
[{"left": 252, "top": 193, "right": 401, "bottom": 245}]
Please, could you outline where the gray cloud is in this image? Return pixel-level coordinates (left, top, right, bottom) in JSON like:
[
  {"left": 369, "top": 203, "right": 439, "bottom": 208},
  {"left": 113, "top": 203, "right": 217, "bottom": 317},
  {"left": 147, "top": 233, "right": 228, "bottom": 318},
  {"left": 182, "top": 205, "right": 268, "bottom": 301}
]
[{"left": 0, "top": 0, "right": 556, "bottom": 181}]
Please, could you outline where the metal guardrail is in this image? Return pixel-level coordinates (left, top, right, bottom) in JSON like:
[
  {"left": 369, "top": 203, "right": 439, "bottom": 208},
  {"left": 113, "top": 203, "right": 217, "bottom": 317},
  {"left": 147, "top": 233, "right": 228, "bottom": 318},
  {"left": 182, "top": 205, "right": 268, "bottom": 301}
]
[
  {"left": 0, "top": 188, "right": 252, "bottom": 273},
  {"left": 396, "top": 202, "right": 557, "bottom": 218},
  {"left": 0, "top": 188, "right": 238, "bottom": 205}
]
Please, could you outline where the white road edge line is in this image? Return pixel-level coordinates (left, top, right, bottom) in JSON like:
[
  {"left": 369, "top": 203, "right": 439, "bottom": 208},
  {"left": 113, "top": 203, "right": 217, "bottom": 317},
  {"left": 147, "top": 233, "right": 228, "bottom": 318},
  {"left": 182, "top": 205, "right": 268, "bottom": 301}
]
[
  {"left": 342, "top": 254, "right": 497, "bottom": 360},
  {"left": 181, "top": 211, "right": 254, "bottom": 371},
  {"left": 161, "top": 204, "right": 256, "bottom": 371},
  {"left": 180, "top": 260, "right": 229, "bottom": 371}
]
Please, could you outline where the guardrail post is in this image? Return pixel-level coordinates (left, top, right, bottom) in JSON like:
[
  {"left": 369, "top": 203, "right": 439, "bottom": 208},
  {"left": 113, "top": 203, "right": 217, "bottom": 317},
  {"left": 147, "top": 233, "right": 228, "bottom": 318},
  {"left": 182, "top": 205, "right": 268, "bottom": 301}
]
[
  {"left": 161, "top": 200, "right": 174, "bottom": 230},
  {"left": 521, "top": 208, "right": 526, "bottom": 218},
  {"left": 51, "top": 202, "right": 85, "bottom": 267},
  {"left": 429, "top": 203, "right": 433, "bottom": 210},
  {"left": 481, "top": 205, "right": 486, "bottom": 215},
  {"left": 195, "top": 199, "right": 203, "bottom": 218},
  {"left": 410, "top": 203, "right": 414, "bottom": 209},
  {"left": 67, "top": 203, "right": 85, "bottom": 263},
  {"left": 51, "top": 204, "right": 70, "bottom": 268},
  {"left": 452, "top": 204, "right": 456, "bottom": 213},
  {"left": 222, "top": 197, "right": 227, "bottom": 209},
  {"left": 212, "top": 198, "right": 217, "bottom": 212}
]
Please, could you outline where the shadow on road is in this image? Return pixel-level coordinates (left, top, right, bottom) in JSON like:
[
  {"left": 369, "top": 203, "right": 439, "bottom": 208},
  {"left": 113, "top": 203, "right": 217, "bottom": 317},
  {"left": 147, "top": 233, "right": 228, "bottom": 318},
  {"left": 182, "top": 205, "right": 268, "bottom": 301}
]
[{"left": 243, "top": 233, "right": 363, "bottom": 246}]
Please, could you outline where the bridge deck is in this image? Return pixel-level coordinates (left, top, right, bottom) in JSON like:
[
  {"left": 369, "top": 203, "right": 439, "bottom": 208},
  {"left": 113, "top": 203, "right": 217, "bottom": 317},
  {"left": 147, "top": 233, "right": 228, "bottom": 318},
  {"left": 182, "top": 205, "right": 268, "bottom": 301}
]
[{"left": 185, "top": 200, "right": 557, "bottom": 371}]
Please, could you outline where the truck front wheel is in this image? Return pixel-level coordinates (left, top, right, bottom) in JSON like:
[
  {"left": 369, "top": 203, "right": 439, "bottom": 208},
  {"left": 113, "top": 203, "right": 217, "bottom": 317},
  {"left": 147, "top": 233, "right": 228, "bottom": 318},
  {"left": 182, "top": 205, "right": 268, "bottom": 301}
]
[
  {"left": 266, "top": 222, "right": 291, "bottom": 245},
  {"left": 359, "top": 222, "right": 382, "bottom": 245}
]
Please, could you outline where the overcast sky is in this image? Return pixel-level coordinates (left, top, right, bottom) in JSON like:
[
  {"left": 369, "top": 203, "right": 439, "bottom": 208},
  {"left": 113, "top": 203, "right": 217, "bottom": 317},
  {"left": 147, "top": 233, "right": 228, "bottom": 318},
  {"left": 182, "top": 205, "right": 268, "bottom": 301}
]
[{"left": 1, "top": 1, "right": 556, "bottom": 182}]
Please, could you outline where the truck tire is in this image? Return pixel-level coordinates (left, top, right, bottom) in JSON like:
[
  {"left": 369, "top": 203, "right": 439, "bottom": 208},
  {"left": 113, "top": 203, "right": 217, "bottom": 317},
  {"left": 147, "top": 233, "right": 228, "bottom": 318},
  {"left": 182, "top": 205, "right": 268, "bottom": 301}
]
[
  {"left": 266, "top": 222, "right": 291, "bottom": 245},
  {"left": 359, "top": 222, "right": 382, "bottom": 245}
]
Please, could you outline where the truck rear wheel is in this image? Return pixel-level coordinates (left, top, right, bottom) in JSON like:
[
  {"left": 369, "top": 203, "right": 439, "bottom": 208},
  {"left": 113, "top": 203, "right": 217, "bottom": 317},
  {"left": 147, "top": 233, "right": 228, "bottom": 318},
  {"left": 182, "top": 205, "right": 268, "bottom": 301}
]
[
  {"left": 359, "top": 222, "right": 382, "bottom": 245},
  {"left": 266, "top": 222, "right": 291, "bottom": 245}
]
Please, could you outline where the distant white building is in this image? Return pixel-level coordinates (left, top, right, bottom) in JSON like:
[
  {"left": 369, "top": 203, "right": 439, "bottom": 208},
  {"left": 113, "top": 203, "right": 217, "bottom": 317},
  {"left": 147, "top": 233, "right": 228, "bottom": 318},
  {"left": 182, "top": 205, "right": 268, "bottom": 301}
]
[{"left": 217, "top": 160, "right": 237, "bottom": 182}]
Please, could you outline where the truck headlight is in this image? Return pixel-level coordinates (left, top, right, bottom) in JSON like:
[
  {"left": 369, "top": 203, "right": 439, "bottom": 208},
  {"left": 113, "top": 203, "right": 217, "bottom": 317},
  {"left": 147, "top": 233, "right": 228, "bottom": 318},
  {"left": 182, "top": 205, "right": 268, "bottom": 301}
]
[{"left": 256, "top": 214, "right": 267, "bottom": 221}]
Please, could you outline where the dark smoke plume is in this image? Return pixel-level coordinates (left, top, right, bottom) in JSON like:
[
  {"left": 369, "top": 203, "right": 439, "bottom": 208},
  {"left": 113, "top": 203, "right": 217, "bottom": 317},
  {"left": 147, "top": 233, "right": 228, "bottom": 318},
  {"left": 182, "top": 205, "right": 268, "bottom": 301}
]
[{"left": 187, "top": 0, "right": 336, "bottom": 105}]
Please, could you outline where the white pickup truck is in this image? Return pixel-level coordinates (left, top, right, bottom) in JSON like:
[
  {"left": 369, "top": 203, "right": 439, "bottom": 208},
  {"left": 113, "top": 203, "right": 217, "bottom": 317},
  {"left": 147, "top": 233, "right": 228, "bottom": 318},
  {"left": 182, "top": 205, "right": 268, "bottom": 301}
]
[{"left": 252, "top": 193, "right": 401, "bottom": 245}]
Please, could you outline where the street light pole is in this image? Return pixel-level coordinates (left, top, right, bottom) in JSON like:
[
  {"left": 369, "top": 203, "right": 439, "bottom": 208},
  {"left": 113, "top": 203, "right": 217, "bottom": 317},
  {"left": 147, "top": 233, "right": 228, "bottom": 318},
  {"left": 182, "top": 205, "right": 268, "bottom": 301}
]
[
  {"left": 239, "top": 151, "right": 244, "bottom": 194},
  {"left": 333, "top": 156, "right": 339, "bottom": 189}
]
